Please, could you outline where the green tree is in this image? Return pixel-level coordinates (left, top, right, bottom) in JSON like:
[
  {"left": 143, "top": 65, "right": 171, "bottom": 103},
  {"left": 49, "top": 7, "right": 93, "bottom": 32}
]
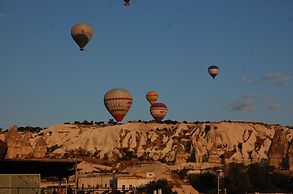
[
  {"left": 280, "top": 155, "right": 289, "bottom": 170},
  {"left": 220, "top": 163, "right": 292, "bottom": 193},
  {"left": 270, "top": 173, "right": 293, "bottom": 192},
  {"left": 247, "top": 163, "right": 274, "bottom": 191},
  {"left": 67, "top": 186, "right": 73, "bottom": 194},
  {"left": 222, "top": 163, "right": 252, "bottom": 193},
  {"left": 188, "top": 172, "right": 217, "bottom": 193},
  {"left": 137, "top": 179, "right": 175, "bottom": 194}
]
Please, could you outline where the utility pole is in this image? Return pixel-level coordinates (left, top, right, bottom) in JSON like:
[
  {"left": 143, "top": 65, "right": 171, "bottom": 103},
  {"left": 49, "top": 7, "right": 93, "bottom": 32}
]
[
  {"left": 75, "top": 160, "right": 78, "bottom": 194},
  {"left": 216, "top": 168, "right": 222, "bottom": 194},
  {"left": 217, "top": 173, "right": 220, "bottom": 194}
]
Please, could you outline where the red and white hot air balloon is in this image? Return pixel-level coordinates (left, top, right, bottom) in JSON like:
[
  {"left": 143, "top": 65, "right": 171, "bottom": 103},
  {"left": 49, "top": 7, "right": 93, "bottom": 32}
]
[
  {"left": 150, "top": 103, "right": 168, "bottom": 122},
  {"left": 124, "top": 0, "right": 130, "bottom": 6},
  {"left": 104, "top": 88, "right": 133, "bottom": 122}
]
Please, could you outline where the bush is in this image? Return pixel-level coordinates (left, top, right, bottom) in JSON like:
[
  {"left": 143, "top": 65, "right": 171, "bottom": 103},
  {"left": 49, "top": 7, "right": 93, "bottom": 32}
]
[
  {"left": 220, "top": 163, "right": 293, "bottom": 193},
  {"left": 95, "top": 121, "right": 105, "bottom": 125},
  {"left": 120, "top": 148, "right": 136, "bottom": 160},
  {"left": 137, "top": 179, "right": 175, "bottom": 194},
  {"left": 188, "top": 163, "right": 293, "bottom": 193},
  {"left": 188, "top": 172, "right": 217, "bottom": 193},
  {"left": 280, "top": 155, "right": 289, "bottom": 170},
  {"left": 108, "top": 119, "right": 117, "bottom": 125},
  {"left": 47, "top": 145, "right": 60, "bottom": 152},
  {"left": 18, "top": 126, "right": 43, "bottom": 133}
]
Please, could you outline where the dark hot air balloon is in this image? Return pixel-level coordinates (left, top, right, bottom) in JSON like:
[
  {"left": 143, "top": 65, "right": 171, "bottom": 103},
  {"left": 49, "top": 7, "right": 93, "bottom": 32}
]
[
  {"left": 104, "top": 88, "right": 133, "bottom": 122},
  {"left": 71, "top": 23, "right": 93, "bottom": 51},
  {"left": 124, "top": 0, "right": 130, "bottom": 6},
  {"left": 150, "top": 103, "right": 168, "bottom": 122},
  {"left": 208, "top": 65, "right": 220, "bottom": 79}
]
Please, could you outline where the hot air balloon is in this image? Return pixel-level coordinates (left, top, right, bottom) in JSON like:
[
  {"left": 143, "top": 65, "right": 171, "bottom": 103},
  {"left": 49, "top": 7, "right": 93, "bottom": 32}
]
[
  {"left": 208, "top": 65, "right": 220, "bottom": 79},
  {"left": 150, "top": 103, "right": 168, "bottom": 122},
  {"left": 124, "top": 0, "right": 130, "bottom": 6},
  {"left": 71, "top": 23, "right": 93, "bottom": 51},
  {"left": 146, "top": 90, "right": 158, "bottom": 105},
  {"left": 104, "top": 88, "right": 133, "bottom": 122}
]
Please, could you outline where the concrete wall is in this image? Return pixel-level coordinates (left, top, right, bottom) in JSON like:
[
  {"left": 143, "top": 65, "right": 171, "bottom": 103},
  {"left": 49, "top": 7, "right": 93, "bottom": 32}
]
[
  {"left": 117, "top": 177, "right": 154, "bottom": 190},
  {"left": 77, "top": 174, "right": 113, "bottom": 189}
]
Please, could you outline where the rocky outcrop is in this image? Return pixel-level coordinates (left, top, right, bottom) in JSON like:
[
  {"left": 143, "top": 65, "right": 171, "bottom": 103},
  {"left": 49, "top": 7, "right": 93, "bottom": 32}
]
[
  {"left": 21, "top": 134, "right": 33, "bottom": 157},
  {"left": 268, "top": 127, "right": 290, "bottom": 169},
  {"left": 5, "top": 125, "right": 22, "bottom": 158},
  {"left": 5, "top": 125, "right": 34, "bottom": 159},
  {"left": 289, "top": 142, "right": 293, "bottom": 171},
  {"left": 3, "top": 122, "right": 293, "bottom": 171},
  {"left": 0, "top": 140, "right": 7, "bottom": 160},
  {"left": 33, "top": 137, "right": 47, "bottom": 158}
]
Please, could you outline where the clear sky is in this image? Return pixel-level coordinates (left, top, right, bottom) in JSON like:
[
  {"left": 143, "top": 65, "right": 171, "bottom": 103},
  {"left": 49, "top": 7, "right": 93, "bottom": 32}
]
[{"left": 0, "top": 0, "right": 293, "bottom": 129}]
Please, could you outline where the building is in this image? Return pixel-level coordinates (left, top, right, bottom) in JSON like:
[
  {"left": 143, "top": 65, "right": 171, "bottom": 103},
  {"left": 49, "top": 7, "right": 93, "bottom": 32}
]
[
  {"left": 0, "top": 159, "right": 79, "bottom": 194},
  {"left": 116, "top": 172, "right": 155, "bottom": 191},
  {"left": 75, "top": 173, "right": 113, "bottom": 190}
]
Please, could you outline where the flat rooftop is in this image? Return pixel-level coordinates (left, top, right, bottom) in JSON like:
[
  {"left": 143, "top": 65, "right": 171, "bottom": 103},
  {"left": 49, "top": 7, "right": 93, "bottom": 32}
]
[{"left": 0, "top": 159, "right": 81, "bottom": 178}]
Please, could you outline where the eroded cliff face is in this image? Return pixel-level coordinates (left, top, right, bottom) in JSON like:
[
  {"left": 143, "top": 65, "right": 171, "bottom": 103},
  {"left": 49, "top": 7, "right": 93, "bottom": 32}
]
[
  {"left": 268, "top": 128, "right": 290, "bottom": 168},
  {"left": 289, "top": 142, "right": 293, "bottom": 171},
  {"left": 3, "top": 122, "right": 293, "bottom": 170},
  {"left": 5, "top": 125, "right": 23, "bottom": 158}
]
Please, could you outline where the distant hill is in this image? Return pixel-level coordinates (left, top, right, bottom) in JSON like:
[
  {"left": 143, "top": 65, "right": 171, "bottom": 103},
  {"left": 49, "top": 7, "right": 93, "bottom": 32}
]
[{"left": 1, "top": 121, "right": 292, "bottom": 172}]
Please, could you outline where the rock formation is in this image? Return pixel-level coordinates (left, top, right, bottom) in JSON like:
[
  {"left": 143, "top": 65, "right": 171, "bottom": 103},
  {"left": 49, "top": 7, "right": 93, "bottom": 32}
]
[
  {"left": 0, "top": 140, "right": 7, "bottom": 160},
  {"left": 289, "top": 142, "right": 293, "bottom": 171},
  {"left": 33, "top": 137, "right": 47, "bottom": 158},
  {"left": 21, "top": 134, "right": 33, "bottom": 157},
  {"left": 5, "top": 125, "right": 34, "bottom": 159},
  {"left": 5, "top": 125, "right": 22, "bottom": 158},
  {"left": 268, "top": 127, "right": 290, "bottom": 169},
  {"left": 3, "top": 121, "right": 293, "bottom": 172}
]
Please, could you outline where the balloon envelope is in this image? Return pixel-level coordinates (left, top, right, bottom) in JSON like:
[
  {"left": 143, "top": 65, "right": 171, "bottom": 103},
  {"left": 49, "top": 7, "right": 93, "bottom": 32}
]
[
  {"left": 146, "top": 90, "right": 158, "bottom": 105},
  {"left": 208, "top": 65, "right": 220, "bottom": 79},
  {"left": 104, "top": 88, "right": 132, "bottom": 122},
  {"left": 124, "top": 0, "right": 130, "bottom": 6},
  {"left": 150, "top": 103, "right": 168, "bottom": 122},
  {"left": 71, "top": 23, "right": 93, "bottom": 51}
]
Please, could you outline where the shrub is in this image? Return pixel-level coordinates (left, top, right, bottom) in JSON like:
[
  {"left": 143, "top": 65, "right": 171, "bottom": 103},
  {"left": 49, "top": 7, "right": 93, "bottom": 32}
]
[
  {"left": 18, "top": 126, "right": 43, "bottom": 133},
  {"left": 188, "top": 172, "right": 217, "bottom": 193},
  {"left": 137, "top": 179, "right": 175, "bottom": 194}
]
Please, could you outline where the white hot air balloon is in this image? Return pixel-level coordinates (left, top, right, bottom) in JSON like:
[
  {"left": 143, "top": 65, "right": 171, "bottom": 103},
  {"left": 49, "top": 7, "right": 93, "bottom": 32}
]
[{"left": 104, "top": 88, "right": 133, "bottom": 122}]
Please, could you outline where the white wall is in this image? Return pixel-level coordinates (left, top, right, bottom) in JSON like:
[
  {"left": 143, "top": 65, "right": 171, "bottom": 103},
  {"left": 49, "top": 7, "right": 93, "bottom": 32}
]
[
  {"left": 117, "top": 177, "right": 154, "bottom": 190},
  {"left": 77, "top": 174, "right": 113, "bottom": 189}
]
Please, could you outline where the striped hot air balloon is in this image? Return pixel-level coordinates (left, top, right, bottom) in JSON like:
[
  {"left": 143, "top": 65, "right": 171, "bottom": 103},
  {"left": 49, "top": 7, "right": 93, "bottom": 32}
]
[
  {"left": 208, "top": 65, "right": 220, "bottom": 79},
  {"left": 71, "top": 23, "right": 93, "bottom": 51},
  {"left": 150, "top": 103, "right": 168, "bottom": 122},
  {"left": 104, "top": 88, "right": 133, "bottom": 122},
  {"left": 146, "top": 90, "right": 158, "bottom": 105}
]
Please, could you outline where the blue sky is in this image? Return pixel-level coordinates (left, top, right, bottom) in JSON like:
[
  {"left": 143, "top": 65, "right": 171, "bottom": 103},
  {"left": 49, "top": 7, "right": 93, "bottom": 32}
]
[{"left": 0, "top": 0, "right": 293, "bottom": 129}]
